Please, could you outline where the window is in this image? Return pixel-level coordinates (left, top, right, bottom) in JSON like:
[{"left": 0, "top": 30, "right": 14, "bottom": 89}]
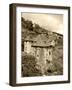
[
  {"left": 46, "top": 59, "right": 50, "bottom": 63},
  {"left": 31, "top": 41, "right": 33, "bottom": 44},
  {"left": 21, "top": 41, "right": 24, "bottom": 51},
  {"left": 49, "top": 51, "right": 51, "bottom": 55},
  {"left": 37, "top": 55, "right": 39, "bottom": 57}
]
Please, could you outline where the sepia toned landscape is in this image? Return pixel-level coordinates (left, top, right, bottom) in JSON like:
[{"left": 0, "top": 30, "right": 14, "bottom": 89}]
[{"left": 21, "top": 13, "right": 63, "bottom": 77}]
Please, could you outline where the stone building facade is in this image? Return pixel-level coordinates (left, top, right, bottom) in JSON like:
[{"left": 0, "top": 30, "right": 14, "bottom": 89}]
[{"left": 22, "top": 33, "right": 55, "bottom": 75}]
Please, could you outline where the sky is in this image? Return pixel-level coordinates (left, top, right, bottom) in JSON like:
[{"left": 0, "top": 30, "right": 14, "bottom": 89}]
[{"left": 22, "top": 13, "right": 63, "bottom": 34}]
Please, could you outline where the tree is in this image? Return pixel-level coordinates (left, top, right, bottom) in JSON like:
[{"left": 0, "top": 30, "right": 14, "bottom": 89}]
[
  {"left": 21, "top": 54, "right": 42, "bottom": 77},
  {"left": 21, "top": 17, "right": 33, "bottom": 31},
  {"left": 33, "top": 23, "right": 41, "bottom": 33}
]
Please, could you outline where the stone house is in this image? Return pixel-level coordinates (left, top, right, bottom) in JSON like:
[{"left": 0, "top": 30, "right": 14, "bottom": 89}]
[{"left": 22, "top": 33, "right": 55, "bottom": 75}]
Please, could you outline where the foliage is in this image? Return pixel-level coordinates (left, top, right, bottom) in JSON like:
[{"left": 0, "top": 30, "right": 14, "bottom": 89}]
[
  {"left": 45, "top": 60, "right": 63, "bottom": 76},
  {"left": 21, "top": 17, "right": 33, "bottom": 31},
  {"left": 21, "top": 17, "right": 48, "bottom": 34},
  {"left": 52, "top": 46, "right": 63, "bottom": 75},
  {"left": 21, "top": 17, "right": 63, "bottom": 76},
  {"left": 21, "top": 54, "right": 42, "bottom": 77}
]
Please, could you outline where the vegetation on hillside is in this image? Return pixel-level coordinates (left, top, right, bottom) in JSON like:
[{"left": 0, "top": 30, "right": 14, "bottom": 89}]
[
  {"left": 21, "top": 54, "right": 42, "bottom": 77},
  {"left": 21, "top": 17, "right": 63, "bottom": 76}
]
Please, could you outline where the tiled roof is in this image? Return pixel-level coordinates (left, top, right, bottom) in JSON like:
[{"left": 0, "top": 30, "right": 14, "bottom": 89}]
[
  {"left": 32, "top": 34, "right": 53, "bottom": 47},
  {"left": 24, "top": 33, "right": 54, "bottom": 47},
  {"left": 24, "top": 33, "right": 36, "bottom": 42}
]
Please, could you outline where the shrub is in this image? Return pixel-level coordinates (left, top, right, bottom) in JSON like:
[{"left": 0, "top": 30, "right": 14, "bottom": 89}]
[{"left": 21, "top": 54, "right": 42, "bottom": 77}]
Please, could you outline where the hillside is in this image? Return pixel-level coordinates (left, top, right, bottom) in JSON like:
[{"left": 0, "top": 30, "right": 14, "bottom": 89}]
[
  {"left": 21, "top": 17, "right": 63, "bottom": 46},
  {"left": 21, "top": 17, "right": 63, "bottom": 76}
]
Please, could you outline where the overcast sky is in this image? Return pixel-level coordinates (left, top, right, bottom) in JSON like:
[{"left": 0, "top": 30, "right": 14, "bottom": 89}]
[{"left": 22, "top": 13, "right": 63, "bottom": 34}]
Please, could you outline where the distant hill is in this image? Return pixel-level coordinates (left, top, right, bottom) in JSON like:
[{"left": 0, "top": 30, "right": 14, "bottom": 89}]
[{"left": 21, "top": 17, "right": 63, "bottom": 46}]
